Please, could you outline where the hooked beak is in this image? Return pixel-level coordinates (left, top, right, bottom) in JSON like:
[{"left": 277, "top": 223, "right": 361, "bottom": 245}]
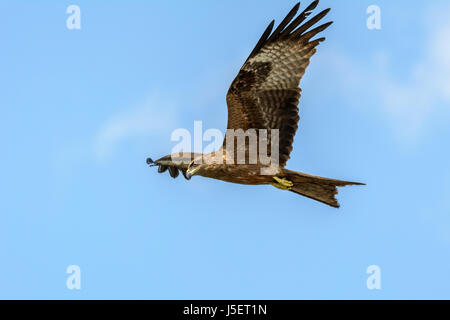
[{"left": 185, "top": 166, "right": 200, "bottom": 180}]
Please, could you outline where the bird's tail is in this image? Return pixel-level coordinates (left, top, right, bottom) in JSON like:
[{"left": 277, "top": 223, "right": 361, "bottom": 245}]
[{"left": 276, "top": 169, "right": 365, "bottom": 208}]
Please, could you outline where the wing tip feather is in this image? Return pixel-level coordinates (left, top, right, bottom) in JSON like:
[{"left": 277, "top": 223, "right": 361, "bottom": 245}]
[{"left": 246, "top": 2, "right": 332, "bottom": 60}]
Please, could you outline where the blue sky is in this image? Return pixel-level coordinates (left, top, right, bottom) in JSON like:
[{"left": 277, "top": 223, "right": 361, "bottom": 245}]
[{"left": 1, "top": 0, "right": 450, "bottom": 299}]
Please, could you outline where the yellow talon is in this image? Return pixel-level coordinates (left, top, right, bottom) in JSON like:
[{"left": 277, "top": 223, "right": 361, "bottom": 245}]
[
  {"left": 271, "top": 183, "right": 291, "bottom": 190},
  {"left": 273, "top": 176, "right": 293, "bottom": 187},
  {"left": 272, "top": 177, "right": 293, "bottom": 190}
]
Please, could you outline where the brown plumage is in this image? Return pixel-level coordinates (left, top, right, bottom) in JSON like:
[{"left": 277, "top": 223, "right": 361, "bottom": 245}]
[{"left": 147, "top": 1, "right": 364, "bottom": 208}]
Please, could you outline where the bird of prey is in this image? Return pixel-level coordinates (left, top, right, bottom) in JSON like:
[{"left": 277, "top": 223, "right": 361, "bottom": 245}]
[{"left": 147, "top": 1, "right": 364, "bottom": 208}]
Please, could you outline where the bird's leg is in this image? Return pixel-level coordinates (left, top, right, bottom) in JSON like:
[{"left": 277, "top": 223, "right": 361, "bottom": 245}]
[{"left": 272, "top": 176, "right": 294, "bottom": 190}]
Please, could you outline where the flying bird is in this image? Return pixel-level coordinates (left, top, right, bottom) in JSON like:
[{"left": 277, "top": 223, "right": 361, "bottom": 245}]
[{"left": 147, "top": 1, "right": 364, "bottom": 208}]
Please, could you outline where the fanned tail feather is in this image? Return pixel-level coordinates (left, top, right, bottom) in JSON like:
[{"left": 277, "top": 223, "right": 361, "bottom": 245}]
[{"left": 282, "top": 169, "right": 364, "bottom": 208}]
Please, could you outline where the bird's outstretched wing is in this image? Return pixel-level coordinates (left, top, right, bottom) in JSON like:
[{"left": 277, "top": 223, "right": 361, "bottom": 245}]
[{"left": 225, "top": 1, "right": 332, "bottom": 167}]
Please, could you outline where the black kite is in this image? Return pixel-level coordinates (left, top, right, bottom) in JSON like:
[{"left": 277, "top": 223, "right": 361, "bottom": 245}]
[{"left": 147, "top": 1, "right": 364, "bottom": 208}]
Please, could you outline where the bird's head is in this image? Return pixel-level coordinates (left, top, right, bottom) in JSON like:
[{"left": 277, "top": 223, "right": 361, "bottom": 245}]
[
  {"left": 146, "top": 153, "right": 200, "bottom": 180},
  {"left": 184, "top": 155, "right": 206, "bottom": 180}
]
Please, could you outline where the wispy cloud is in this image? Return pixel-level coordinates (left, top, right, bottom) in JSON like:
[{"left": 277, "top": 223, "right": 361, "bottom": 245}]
[
  {"left": 93, "top": 94, "right": 177, "bottom": 160},
  {"left": 322, "top": 6, "right": 450, "bottom": 142},
  {"left": 378, "top": 19, "right": 450, "bottom": 136}
]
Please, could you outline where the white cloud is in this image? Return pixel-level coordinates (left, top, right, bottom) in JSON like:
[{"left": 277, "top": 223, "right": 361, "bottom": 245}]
[
  {"left": 380, "top": 21, "right": 450, "bottom": 135},
  {"left": 93, "top": 94, "right": 176, "bottom": 160},
  {"left": 322, "top": 7, "right": 450, "bottom": 142}
]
